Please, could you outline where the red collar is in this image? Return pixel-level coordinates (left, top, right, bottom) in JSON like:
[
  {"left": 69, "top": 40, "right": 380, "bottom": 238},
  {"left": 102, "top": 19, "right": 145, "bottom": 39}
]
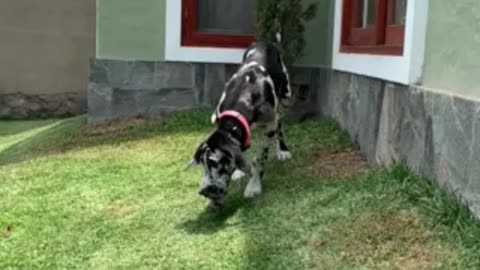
[{"left": 218, "top": 110, "right": 251, "bottom": 149}]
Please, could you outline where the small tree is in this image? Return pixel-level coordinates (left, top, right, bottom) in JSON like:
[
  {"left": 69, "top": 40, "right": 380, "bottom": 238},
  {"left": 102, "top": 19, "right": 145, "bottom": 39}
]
[{"left": 256, "top": 0, "right": 317, "bottom": 68}]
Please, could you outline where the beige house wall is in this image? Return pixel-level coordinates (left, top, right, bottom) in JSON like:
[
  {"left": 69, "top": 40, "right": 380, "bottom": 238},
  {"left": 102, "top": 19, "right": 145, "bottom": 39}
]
[{"left": 0, "top": 0, "right": 95, "bottom": 96}]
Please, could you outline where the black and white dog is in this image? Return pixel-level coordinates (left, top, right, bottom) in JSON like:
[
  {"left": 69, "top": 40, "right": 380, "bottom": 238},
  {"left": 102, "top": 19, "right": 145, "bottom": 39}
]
[{"left": 189, "top": 41, "right": 292, "bottom": 208}]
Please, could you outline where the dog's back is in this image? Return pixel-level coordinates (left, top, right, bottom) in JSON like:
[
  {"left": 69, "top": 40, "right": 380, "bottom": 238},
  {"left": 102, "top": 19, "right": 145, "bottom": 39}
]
[
  {"left": 242, "top": 42, "right": 291, "bottom": 103},
  {"left": 212, "top": 42, "right": 291, "bottom": 124},
  {"left": 221, "top": 61, "right": 277, "bottom": 125}
]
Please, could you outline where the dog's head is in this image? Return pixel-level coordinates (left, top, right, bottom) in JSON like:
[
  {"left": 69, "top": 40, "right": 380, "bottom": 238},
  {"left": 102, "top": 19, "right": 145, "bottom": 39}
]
[{"left": 188, "top": 131, "right": 250, "bottom": 205}]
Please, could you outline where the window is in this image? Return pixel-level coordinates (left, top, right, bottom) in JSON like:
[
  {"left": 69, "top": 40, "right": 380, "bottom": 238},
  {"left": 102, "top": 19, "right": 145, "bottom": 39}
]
[
  {"left": 332, "top": 0, "right": 428, "bottom": 84},
  {"left": 182, "top": 0, "right": 255, "bottom": 48},
  {"left": 341, "top": 0, "right": 407, "bottom": 55}
]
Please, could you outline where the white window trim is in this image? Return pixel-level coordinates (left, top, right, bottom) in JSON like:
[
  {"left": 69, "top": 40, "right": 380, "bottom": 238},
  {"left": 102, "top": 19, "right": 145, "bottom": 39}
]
[
  {"left": 332, "top": 0, "right": 429, "bottom": 85},
  {"left": 165, "top": 0, "right": 245, "bottom": 64}
]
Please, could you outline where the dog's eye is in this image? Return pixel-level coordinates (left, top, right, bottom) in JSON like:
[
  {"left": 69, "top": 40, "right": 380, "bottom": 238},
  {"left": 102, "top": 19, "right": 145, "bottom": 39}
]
[
  {"left": 219, "top": 156, "right": 230, "bottom": 165},
  {"left": 218, "top": 167, "right": 229, "bottom": 175},
  {"left": 206, "top": 159, "right": 218, "bottom": 168}
]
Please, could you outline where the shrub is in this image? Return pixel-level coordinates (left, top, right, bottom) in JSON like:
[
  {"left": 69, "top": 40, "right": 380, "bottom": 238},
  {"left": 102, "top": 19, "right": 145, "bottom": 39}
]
[{"left": 255, "top": 0, "right": 317, "bottom": 67}]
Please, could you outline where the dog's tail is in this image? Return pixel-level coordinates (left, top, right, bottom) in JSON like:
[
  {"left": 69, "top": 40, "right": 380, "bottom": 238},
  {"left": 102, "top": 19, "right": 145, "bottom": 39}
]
[{"left": 274, "top": 16, "right": 283, "bottom": 50}]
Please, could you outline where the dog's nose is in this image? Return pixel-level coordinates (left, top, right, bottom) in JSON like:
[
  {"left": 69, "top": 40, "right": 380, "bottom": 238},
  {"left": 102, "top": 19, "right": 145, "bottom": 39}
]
[
  {"left": 199, "top": 185, "right": 225, "bottom": 198},
  {"left": 198, "top": 187, "right": 209, "bottom": 197}
]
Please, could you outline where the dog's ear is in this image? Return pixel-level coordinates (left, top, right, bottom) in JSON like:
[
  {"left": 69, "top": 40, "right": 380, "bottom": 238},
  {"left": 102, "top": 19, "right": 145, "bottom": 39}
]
[
  {"left": 233, "top": 150, "right": 251, "bottom": 175},
  {"left": 186, "top": 159, "right": 197, "bottom": 171},
  {"left": 187, "top": 142, "right": 208, "bottom": 170}
]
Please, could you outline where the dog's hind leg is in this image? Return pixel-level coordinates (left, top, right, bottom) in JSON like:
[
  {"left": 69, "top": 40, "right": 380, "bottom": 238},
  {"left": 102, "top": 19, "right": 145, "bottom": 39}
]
[
  {"left": 244, "top": 133, "right": 273, "bottom": 198},
  {"left": 276, "top": 122, "right": 292, "bottom": 161}
]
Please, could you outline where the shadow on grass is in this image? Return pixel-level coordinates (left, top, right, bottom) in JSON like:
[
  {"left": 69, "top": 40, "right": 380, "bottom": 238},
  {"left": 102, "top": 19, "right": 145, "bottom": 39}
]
[
  {"left": 0, "top": 119, "right": 58, "bottom": 136},
  {"left": 178, "top": 195, "right": 244, "bottom": 235},
  {"left": 0, "top": 117, "right": 86, "bottom": 166},
  {"left": 0, "top": 109, "right": 215, "bottom": 167}
]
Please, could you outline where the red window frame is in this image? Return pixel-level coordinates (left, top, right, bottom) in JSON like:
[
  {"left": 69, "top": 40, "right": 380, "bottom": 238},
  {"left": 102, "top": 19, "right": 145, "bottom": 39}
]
[
  {"left": 181, "top": 0, "right": 255, "bottom": 48},
  {"left": 341, "top": 0, "right": 405, "bottom": 55}
]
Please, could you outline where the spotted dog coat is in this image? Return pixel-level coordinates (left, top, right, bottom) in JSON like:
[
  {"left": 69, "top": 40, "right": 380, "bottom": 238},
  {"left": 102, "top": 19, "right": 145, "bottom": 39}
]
[{"left": 190, "top": 41, "right": 292, "bottom": 207}]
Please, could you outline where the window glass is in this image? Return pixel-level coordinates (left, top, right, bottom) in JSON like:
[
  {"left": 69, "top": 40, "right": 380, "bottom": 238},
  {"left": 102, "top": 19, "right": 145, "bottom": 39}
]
[
  {"left": 355, "top": 0, "right": 377, "bottom": 28},
  {"left": 366, "top": 0, "right": 377, "bottom": 26},
  {"left": 197, "top": 0, "right": 255, "bottom": 35},
  {"left": 388, "top": 0, "right": 407, "bottom": 25}
]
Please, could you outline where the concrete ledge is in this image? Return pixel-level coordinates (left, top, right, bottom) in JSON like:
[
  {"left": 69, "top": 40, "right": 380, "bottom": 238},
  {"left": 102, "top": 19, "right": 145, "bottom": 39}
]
[
  {"left": 88, "top": 59, "right": 321, "bottom": 124},
  {"left": 88, "top": 59, "right": 225, "bottom": 124},
  {"left": 318, "top": 70, "right": 480, "bottom": 217}
]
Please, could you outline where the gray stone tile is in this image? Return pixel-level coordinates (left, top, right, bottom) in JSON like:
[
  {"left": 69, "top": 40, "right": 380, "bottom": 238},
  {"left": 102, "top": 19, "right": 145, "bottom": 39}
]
[
  {"left": 134, "top": 88, "right": 197, "bottom": 117},
  {"left": 465, "top": 103, "right": 480, "bottom": 200},
  {"left": 292, "top": 68, "right": 315, "bottom": 85},
  {"left": 111, "top": 89, "right": 138, "bottom": 117},
  {"left": 452, "top": 97, "right": 477, "bottom": 144},
  {"left": 154, "top": 62, "right": 195, "bottom": 89},
  {"left": 375, "top": 83, "right": 398, "bottom": 165},
  {"left": 329, "top": 72, "right": 383, "bottom": 161},
  {"left": 88, "top": 59, "right": 108, "bottom": 84},
  {"left": 355, "top": 75, "right": 384, "bottom": 161},
  {"left": 193, "top": 63, "right": 205, "bottom": 106},
  {"left": 87, "top": 82, "right": 113, "bottom": 124},
  {"left": 286, "top": 68, "right": 320, "bottom": 122},
  {"left": 397, "top": 87, "right": 429, "bottom": 173},
  {"left": 204, "top": 64, "right": 226, "bottom": 105},
  {"left": 89, "top": 59, "right": 130, "bottom": 88},
  {"left": 314, "top": 68, "right": 333, "bottom": 117},
  {"left": 122, "top": 61, "right": 155, "bottom": 90},
  {"left": 330, "top": 71, "right": 351, "bottom": 123},
  {"left": 431, "top": 93, "right": 471, "bottom": 191},
  {"left": 459, "top": 101, "right": 480, "bottom": 217}
]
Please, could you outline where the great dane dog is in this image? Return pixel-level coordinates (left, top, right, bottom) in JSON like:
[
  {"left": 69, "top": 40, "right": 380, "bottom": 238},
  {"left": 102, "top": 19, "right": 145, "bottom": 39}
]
[{"left": 189, "top": 40, "right": 292, "bottom": 208}]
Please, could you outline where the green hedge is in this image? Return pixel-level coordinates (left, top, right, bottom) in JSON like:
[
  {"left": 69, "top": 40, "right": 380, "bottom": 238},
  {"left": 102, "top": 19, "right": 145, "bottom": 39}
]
[{"left": 256, "top": 0, "right": 317, "bottom": 67}]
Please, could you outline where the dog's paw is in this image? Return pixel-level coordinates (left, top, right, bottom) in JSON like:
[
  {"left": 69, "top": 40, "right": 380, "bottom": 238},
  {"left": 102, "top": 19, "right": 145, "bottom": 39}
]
[
  {"left": 277, "top": 150, "right": 292, "bottom": 161},
  {"left": 244, "top": 178, "right": 262, "bottom": 198},
  {"left": 232, "top": 169, "right": 247, "bottom": 181}
]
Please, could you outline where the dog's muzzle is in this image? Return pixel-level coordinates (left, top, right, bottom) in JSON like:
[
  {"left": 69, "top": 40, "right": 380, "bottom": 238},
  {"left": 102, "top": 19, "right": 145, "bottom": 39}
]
[{"left": 199, "top": 185, "right": 226, "bottom": 200}]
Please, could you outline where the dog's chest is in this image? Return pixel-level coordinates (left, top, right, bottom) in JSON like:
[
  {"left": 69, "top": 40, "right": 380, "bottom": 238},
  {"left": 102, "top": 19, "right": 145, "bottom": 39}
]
[{"left": 251, "top": 104, "right": 278, "bottom": 130}]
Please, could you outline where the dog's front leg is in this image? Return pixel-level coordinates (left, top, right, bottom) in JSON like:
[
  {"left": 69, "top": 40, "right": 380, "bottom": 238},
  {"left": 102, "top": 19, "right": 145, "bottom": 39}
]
[
  {"left": 244, "top": 132, "right": 273, "bottom": 198},
  {"left": 276, "top": 121, "right": 292, "bottom": 161},
  {"left": 232, "top": 169, "right": 248, "bottom": 181}
]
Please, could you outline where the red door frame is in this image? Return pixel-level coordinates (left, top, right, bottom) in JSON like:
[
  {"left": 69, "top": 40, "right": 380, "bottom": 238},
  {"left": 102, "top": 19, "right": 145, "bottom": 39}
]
[{"left": 181, "top": 0, "right": 255, "bottom": 48}]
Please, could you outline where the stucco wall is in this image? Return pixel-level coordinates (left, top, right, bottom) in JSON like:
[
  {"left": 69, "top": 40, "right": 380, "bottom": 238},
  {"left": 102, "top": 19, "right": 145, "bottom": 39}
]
[
  {"left": 0, "top": 0, "right": 95, "bottom": 96},
  {"left": 95, "top": 0, "right": 332, "bottom": 67},
  {"left": 422, "top": 0, "right": 480, "bottom": 99},
  {"left": 96, "top": 0, "right": 166, "bottom": 61},
  {"left": 298, "top": 0, "right": 334, "bottom": 67}
]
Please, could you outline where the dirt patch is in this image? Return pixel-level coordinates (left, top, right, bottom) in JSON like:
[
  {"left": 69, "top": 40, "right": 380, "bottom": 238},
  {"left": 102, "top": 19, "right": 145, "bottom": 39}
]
[
  {"left": 2, "top": 225, "right": 11, "bottom": 238},
  {"left": 308, "top": 211, "right": 459, "bottom": 270},
  {"left": 308, "top": 148, "right": 371, "bottom": 178},
  {"left": 82, "top": 118, "right": 156, "bottom": 137}
]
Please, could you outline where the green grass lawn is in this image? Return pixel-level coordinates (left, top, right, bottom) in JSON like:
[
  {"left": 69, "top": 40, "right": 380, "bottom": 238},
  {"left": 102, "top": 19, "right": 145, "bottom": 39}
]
[{"left": 1, "top": 110, "right": 480, "bottom": 270}]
